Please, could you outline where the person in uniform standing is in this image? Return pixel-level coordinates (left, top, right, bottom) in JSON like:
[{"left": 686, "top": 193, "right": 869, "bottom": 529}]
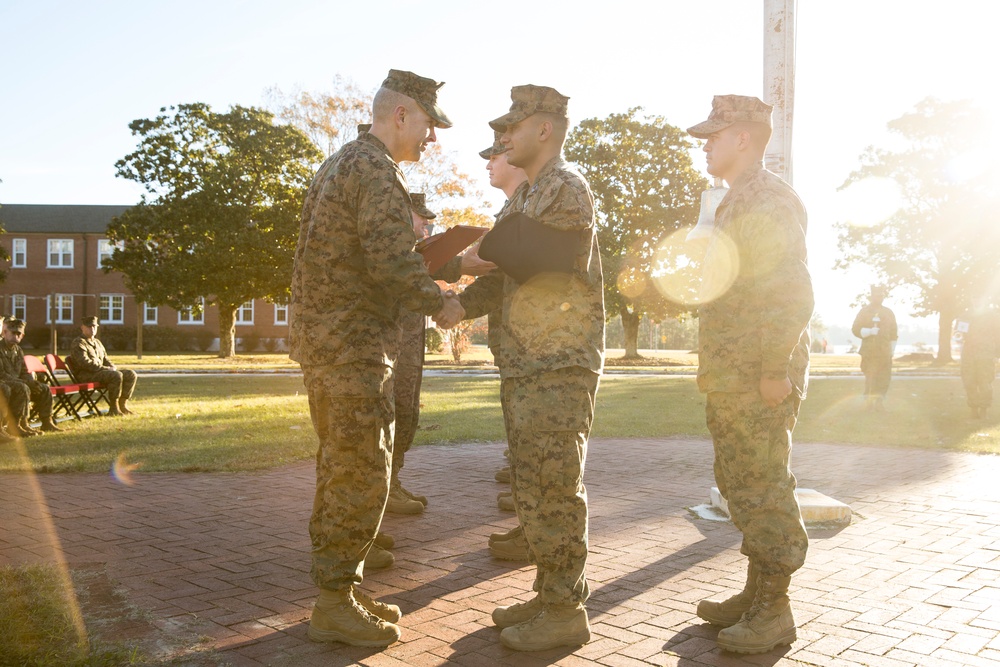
[
  {"left": 687, "top": 95, "right": 813, "bottom": 654},
  {"left": 289, "top": 69, "right": 462, "bottom": 648},
  {"left": 458, "top": 85, "right": 605, "bottom": 652},
  {"left": 958, "top": 301, "right": 1000, "bottom": 419},
  {"left": 0, "top": 318, "right": 62, "bottom": 435},
  {"left": 851, "top": 285, "right": 898, "bottom": 410},
  {"left": 478, "top": 133, "right": 532, "bottom": 561},
  {"left": 69, "top": 316, "right": 138, "bottom": 416}
]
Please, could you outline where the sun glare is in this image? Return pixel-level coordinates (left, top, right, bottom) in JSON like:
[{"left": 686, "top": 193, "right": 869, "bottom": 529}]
[
  {"left": 650, "top": 228, "right": 739, "bottom": 306},
  {"left": 837, "top": 177, "right": 903, "bottom": 228}
]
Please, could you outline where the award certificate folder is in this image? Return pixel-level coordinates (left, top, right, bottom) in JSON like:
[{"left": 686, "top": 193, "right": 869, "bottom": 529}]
[{"left": 416, "top": 225, "right": 488, "bottom": 275}]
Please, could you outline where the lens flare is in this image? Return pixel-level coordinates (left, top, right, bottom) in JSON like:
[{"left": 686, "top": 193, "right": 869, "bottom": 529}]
[
  {"left": 650, "top": 228, "right": 739, "bottom": 306},
  {"left": 111, "top": 452, "right": 142, "bottom": 487}
]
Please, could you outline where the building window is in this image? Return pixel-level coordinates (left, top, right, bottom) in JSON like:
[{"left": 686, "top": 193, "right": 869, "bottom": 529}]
[
  {"left": 97, "top": 239, "right": 123, "bottom": 269},
  {"left": 12, "top": 239, "right": 26, "bottom": 268},
  {"left": 11, "top": 295, "right": 26, "bottom": 320},
  {"left": 46, "top": 294, "right": 74, "bottom": 324},
  {"left": 235, "top": 301, "right": 254, "bottom": 325},
  {"left": 274, "top": 303, "right": 289, "bottom": 326},
  {"left": 178, "top": 298, "right": 205, "bottom": 325},
  {"left": 47, "top": 239, "right": 74, "bottom": 268},
  {"left": 99, "top": 294, "right": 125, "bottom": 324},
  {"left": 143, "top": 304, "right": 158, "bottom": 325}
]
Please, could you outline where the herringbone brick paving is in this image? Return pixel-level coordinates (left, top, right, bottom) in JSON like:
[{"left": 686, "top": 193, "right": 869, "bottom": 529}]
[{"left": 2, "top": 437, "right": 999, "bottom": 666}]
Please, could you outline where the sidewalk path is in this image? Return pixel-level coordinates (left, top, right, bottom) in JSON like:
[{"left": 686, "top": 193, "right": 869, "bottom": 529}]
[{"left": 2, "top": 438, "right": 999, "bottom": 666}]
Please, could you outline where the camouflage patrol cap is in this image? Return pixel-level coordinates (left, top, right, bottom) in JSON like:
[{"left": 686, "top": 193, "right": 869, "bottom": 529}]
[
  {"left": 82, "top": 315, "right": 100, "bottom": 326},
  {"left": 409, "top": 192, "right": 437, "bottom": 220},
  {"left": 687, "top": 95, "right": 773, "bottom": 139},
  {"left": 381, "top": 69, "right": 453, "bottom": 129},
  {"left": 478, "top": 131, "right": 507, "bottom": 159},
  {"left": 489, "top": 85, "right": 569, "bottom": 132},
  {"left": 357, "top": 123, "right": 372, "bottom": 135},
  {"left": 4, "top": 318, "right": 25, "bottom": 333}
]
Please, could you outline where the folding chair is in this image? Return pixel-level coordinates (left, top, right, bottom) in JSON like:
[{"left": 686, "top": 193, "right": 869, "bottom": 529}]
[
  {"left": 23, "top": 354, "right": 86, "bottom": 422},
  {"left": 43, "top": 353, "right": 105, "bottom": 418}
]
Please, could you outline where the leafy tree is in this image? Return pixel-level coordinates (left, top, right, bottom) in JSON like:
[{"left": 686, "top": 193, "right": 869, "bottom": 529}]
[
  {"left": 565, "top": 107, "right": 707, "bottom": 357},
  {"left": 108, "top": 103, "right": 322, "bottom": 358},
  {"left": 266, "top": 78, "right": 482, "bottom": 207},
  {"left": 0, "top": 182, "right": 10, "bottom": 284},
  {"left": 836, "top": 98, "right": 1000, "bottom": 363}
]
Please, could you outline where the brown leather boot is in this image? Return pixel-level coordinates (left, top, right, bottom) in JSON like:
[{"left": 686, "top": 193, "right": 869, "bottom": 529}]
[
  {"left": 40, "top": 418, "right": 64, "bottom": 432},
  {"left": 308, "top": 588, "right": 400, "bottom": 647},
  {"left": 697, "top": 559, "right": 758, "bottom": 627},
  {"left": 716, "top": 574, "right": 796, "bottom": 654}
]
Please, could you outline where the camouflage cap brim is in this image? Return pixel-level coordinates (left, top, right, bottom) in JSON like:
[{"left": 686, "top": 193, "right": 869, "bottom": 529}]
[
  {"left": 686, "top": 118, "right": 733, "bottom": 139},
  {"left": 488, "top": 109, "right": 529, "bottom": 133},
  {"left": 421, "top": 101, "right": 453, "bottom": 129}
]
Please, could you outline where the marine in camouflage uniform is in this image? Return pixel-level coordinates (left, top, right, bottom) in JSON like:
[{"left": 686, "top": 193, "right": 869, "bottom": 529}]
[
  {"left": 688, "top": 95, "right": 813, "bottom": 654},
  {"left": 851, "top": 286, "right": 898, "bottom": 409},
  {"left": 460, "top": 85, "right": 604, "bottom": 651},
  {"left": 289, "top": 69, "right": 457, "bottom": 647},
  {"left": 958, "top": 306, "right": 1000, "bottom": 419},
  {"left": 387, "top": 192, "right": 464, "bottom": 515},
  {"left": 68, "top": 316, "right": 138, "bottom": 416},
  {"left": 0, "top": 318, "right": 60, "bottom": 434}
]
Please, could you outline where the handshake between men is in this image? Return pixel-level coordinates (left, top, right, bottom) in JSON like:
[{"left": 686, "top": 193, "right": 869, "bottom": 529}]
[{"left": 433, "top": 288, "right": 465, "bottom": 329}]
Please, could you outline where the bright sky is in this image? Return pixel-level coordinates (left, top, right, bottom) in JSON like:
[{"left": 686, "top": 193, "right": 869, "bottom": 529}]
[{"left": 1, "top": 0, "right": 994, "bottom": 329}]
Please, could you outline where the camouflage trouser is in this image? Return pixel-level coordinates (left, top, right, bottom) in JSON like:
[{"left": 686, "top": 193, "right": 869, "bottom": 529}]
[
  {"left": 502, "top": 367, "right": 599, "bottom": 607},
  {"left": 706, "top": 391, "right": 808, "bottom": 577},
  {"left": 0, "top": 381, "right": 28, "bottom": 424},
  {"left": 860, "top": 351, "right": 892, "bottom": 397},
  {"left": 302, "top": 362, "right": 394, "bottom": 591},
  {"left": 5, "top": 379, "right": 53, "bottom": 421},
  {"left": 82, "top": 368, "right": 137, "bottom": 403},
  {"left": 393, "top": 308, "right": 426, "bottom": 474},
  {"left": 962, "top": 358, "right": 995, "bottom": 409}
]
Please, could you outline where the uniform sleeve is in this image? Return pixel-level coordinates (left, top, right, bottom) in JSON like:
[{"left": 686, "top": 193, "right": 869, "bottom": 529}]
[
  {"left": 70, "top": 337, "right": 104, "bottom": 373},
  {"left": 851, "top": 307, "right": 867, "bottom": 339},
  {"left": 886, "top": 308, "right": 898, "bottom": 341},
  {"left": 459, "top": 270, "right": 506, "bottom": 320},
  {"left": 431, "top": 256, "right": 463, "bottom": 283},
  {"left": 532, "top": 176, "right": 594, "bottom": 232},
  {"left": 744, "top": 197, "right": 814, "bottom": 379},
  {"left": 353, "top": 162, "right": 443, "bottom": 316}
]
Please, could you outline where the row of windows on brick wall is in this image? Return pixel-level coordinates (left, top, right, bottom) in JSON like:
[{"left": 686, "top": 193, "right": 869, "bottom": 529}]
[
  {"left": 9, "top": 238, "right": 122, "bottom": 269},
  {"left": 4, "top": 295, "right": 289, "bottom": 326}
]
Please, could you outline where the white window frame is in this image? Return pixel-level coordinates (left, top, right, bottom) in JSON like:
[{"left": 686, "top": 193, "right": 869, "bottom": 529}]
[
  {"left": 97, "top": 239, "right": 123, "bottom": 269},
  {"left": 143, "top": 304, "right": 158, "bottom": 325},
  {"left": 177, "top": 298, "right": 205, "bottom": 325},
  {"left": 99, "top": 294, "right": 125, "bottom": 324},
  {"left": 47, "top": 239, "right": 74, "bottom": 269},
  {"left": 274, "top": 303, "right": 289, "bottom": 326},
  {"left": 235, "top": 301, "right": 254, "bottom": 326},
  {"left": 11, "top": 239, "right": 26, "bottom": 268},
  {"left": 46, "top": 294, "right": 74, "bottom": 324},
  {"left": 11, "top": 295, "right": 26, "bottom": 320}
]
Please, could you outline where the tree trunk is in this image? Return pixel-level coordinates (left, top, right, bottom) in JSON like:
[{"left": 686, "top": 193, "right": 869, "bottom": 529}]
[
  {"left": 621, "top": 308, "right": 642, "bottom": 359},
  {"left": 218, "top": 307, "right": 236, "bottom": 358},
  {"left": 934, "top": 308, "right": 955, "bottom": 365}
]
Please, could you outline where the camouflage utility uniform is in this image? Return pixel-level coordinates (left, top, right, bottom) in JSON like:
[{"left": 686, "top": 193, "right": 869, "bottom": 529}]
[
  {"left": 289, "top": 131, "right": 444, "bottom": 593},
  {"left": 851, "top": 303, "right": 897, "bottom": 398},
  {"left": 0, "top": 339, "right": 53, "bottom": 424},
  {"left": 69, "top": 336, "right": 137, "bottom": 405},
  {"left": 461, "top": 156, "right": 605, "bottom": 607},
  {"left": 699, "top": 162, "right": 813, "bottom": 577}
]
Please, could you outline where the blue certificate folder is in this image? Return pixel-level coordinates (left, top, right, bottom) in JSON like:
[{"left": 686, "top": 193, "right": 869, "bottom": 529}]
[{"left": 416, "top": 225, "right": 488, "bottom": 274}]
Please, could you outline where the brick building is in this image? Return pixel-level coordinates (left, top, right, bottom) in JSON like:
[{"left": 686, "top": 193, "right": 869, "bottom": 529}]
[{"left": 0, "top": 204, "right": 290, "bottom": 352}]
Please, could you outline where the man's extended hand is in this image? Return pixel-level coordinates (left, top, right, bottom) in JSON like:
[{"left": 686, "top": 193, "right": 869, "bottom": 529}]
[
  {"left": 433, "top": 293, "right": 465, "bottom": 329},
  {"left": 759, "top": 376, "right": 792, "bottom": 408},
  {"left": 460, "top": 246, "right": 497, "bottom": 276}
]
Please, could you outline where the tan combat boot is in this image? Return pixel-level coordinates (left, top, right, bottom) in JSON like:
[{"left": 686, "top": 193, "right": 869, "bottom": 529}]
[
  {"left": 495, "top": 465, "right": 510, "bottom": 483},
  {"left": 497, "top": 492, "right": 515, "bottom": 512},
  {"left": 489, "top": 525, "right": 522, "bottom": 544},
  {"left": 489, "top": 530, "right": 529, "bottom": 561},
  {"left": 308, "top": 588, "right": 400, "bottom": 647},
  {"left": 499, "top": 603, "right": 591, "bottom": 651},
  {"left": 716, "top": 574, "right": 796, "bottom": 654},
  {"left": 492, "top": 594, "right": 543, "bottom": 628},
  {"left": 364, "top": 544, "right": 394, "bottom": 570},
  {"left": 374, "top": 532, "right": 394, "bottom": 550},
  {"left": 697, "top": 560, "right": 758, "bottom": 627},
  {"left": 352, "top": 587, "right": 402, "bottom": 623},
  {"left": 40, "top": 417, "right": 63, "bottom": 432},
  {"left": 386, "top": 480, "right": 424, "bottom": 515}
]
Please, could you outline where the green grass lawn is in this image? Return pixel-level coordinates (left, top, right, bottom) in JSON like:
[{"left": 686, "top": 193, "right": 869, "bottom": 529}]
[{"left": 1, "top": 374, "right": 995, "bottom": 475}]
